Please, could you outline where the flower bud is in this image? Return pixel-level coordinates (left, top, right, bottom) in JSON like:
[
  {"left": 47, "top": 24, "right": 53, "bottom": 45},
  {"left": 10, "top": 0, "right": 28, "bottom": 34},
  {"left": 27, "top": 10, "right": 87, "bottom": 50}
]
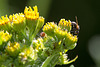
[
  {"left": 12, "top": 13, "right": 26, "bottom": 33},
  {"left": 32, "top": 38, "right": 45, "bottom": 52},
  {"left": 58, "top": 19, "right": 71, "bottom": 32},
  {"left": 64, "top": 32, "right": 78, "bottom": 50},
  {"left": 43, "top": 22, "right": 57, "bottom": 37},
  {"left": 24, "top": 6, "right": 39, "bottom": 20},
  {"left": 18, "top": 46, "right": 37, "bottom": 64},
  {"left": 0, "top": 31, "right": 12, "bottom": 42},
  {"left": 24, "top": 6, "right": 39, "bottom": 35},
  {"left": 0, "top": 31, "right": 12, "bottom": 50},
  {"left": 6, "top": 42, "right": 20, "bottom": 57},
  {"left": 54, "top": 28, "right": 67, "bottom": 41},
  {"left": 0, "top": 15, "right": 11, "bottom": 32},
  {"left": 36, "top": 17, "right": 44, "bottom": 29}
]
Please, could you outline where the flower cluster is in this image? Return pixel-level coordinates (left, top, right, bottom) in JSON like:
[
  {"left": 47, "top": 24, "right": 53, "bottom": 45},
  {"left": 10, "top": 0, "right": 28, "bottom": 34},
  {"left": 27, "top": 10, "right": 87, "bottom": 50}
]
[
  {"left": 43, "top": 20, "right": 78, "bottom": 50},
  {"left": 0, "top": 5, "right": 79, "bottom": 67}
]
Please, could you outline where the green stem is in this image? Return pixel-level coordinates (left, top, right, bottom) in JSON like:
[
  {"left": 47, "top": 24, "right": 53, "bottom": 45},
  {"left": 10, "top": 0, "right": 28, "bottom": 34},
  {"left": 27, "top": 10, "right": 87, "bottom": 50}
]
[
  {"left": 52, "top": 54, "right": 59, "bottom": 67},
  {"left": 41, "top": 54, "right": 55, "bottom": 67},
  {"left": 20, "top": 30, "right": 31, "bottom": 45},
  {"left": 52, "top": 61, "right": 58, "bottom": 67},
  {"left": 41, "top": 50, "right": 60, "bottom": 67},
  {"left": 31, "top": 28, "right": 39, "bottom": 41}
]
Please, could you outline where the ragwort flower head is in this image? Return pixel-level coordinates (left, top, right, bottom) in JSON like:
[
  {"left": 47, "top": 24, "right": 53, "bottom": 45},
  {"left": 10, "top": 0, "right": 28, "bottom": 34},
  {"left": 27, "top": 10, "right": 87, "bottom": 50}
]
[
  {"left": 43, "top": 22, "right": 57, "bottom": 37},
  {"left": 6, "top": 42, "right": 20, "bottom": 57},
  {"left": 24, "top": 6, "right": 39, "bottom": 20}
]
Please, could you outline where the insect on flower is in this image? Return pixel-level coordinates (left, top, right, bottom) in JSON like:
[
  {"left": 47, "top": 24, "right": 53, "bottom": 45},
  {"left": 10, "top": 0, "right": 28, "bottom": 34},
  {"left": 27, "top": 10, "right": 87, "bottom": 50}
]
[
  {"left": 70, "top": 16, "right": 80, "bottom": 35},
  {"left": 40, "top": 32, "right": 45, "bottom": 37}
]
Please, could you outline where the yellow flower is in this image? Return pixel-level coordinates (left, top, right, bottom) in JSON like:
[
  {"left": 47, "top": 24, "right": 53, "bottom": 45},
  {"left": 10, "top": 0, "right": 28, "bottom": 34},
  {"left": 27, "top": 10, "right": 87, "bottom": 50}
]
[
  {"left": 11, "top": 13, "right": 26, "bottom": 33},
  {"left": 12, "top": 13, "right": 25, "bottom": 24},
  {"left": 64, "top": 32, "right": 78, "bottom": 50},
  {"left": 18, "top": 52, "right": 27, "bottom": 64},
  {"left": 9, "top": 15, "right": 13, "bottom": 22},
  {"left": 58, "top": 19, "right": 71, "bottom": 32},
  {"left": 1, "top": 15, "right": 9, "bottom": 24},
  {"left": 66, "top": 33, "right": 77, "bottom": 43},
  {"left": 32, "top": 38, "right": 45, "bottom": 52},
  {"left": 43, "top": 22, "right": 57, "bottom": 37},
  {"left": 0, "top": 15, "right": 11, "bottom": 31},
  {"left": 54, "top": 28, "right": 67, "bottom": 41},
  {"left": 6, "top": 42, "right": 20, "bottom": 57},
  {"left": 0, "top": 31, "right": 4, "bottom": 35},
  {"left": 0, "top": 31, "right": 12, "bottom": 42},
  {"left": 24, "top": 6, "right": 39, "bottom": 20},
  {"left": 19, "top": 46, "right": 38, "bottom": 61},
  {"left": 38, "top": 17, "right": 44, "bottom": 24}
]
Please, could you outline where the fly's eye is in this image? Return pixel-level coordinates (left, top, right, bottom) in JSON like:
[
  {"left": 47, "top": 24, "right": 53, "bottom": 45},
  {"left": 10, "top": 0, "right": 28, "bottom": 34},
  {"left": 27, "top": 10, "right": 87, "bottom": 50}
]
[{"left": 40, "top": 32, "right": 45, "bottom": 37}]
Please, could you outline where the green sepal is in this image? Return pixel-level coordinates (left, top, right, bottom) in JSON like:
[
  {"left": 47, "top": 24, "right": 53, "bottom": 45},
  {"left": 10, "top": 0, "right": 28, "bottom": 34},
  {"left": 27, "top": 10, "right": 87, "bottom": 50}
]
[
  {"left": 31, "top": 17, "right": 44, "bottom": 40},
  {"left": 12, "top": 19, "right": 26, "bottom": 34},
  {"left": 26, "top": 19, "right": 38, "bottom": 36},
  {"left": 0, "top": 22, "right": 11, "bottom": 32}
]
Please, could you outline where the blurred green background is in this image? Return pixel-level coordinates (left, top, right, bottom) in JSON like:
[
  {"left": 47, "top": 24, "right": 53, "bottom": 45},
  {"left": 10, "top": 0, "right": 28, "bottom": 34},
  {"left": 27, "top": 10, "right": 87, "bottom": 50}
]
[{"left": 0, "top": 0, "right": 100, "bottom": 67}]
